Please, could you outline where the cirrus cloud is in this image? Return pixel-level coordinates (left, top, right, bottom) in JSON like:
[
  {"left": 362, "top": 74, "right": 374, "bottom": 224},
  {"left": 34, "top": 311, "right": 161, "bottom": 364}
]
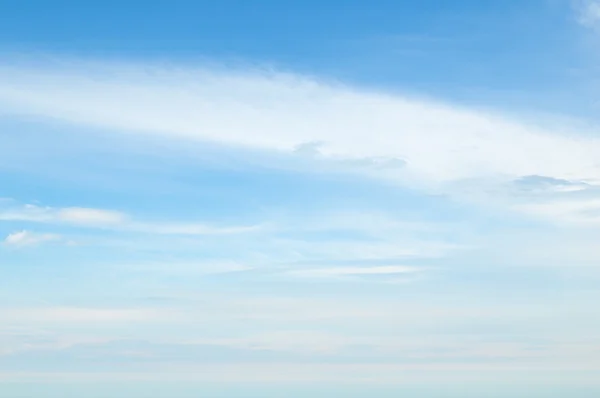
[{"left": 1, "top": 60, "right": 599, "bottom": 189}]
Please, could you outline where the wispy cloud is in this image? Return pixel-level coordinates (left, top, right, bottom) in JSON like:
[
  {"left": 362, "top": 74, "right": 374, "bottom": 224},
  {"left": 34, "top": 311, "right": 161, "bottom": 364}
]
[
  {"left": 0, "top": 307, "right": 170, "bottom": 323},
  {"left": 3, "top": 60, "right": 600, "bottom": 232},
  {"left": 3, "top": 363, "right": 600, "bottom": 384},
  {"left": 0, "top": 200, "right": 260, "bottom": 235},
  {"left": 0, "top": 199, "right": 463, "bottom": 268},
  {"left": 575, "top": 0, "right": 600, "bottom": 28},
  {"left": 284, "top": 265, "right": 421, "bottom": 280},
  {"left": 124, "top": 260, "right": 253, "bottom": 275},
  {"left": 3, "top": 230, "right": 61, "bottom": 247},
  {"left": 3, "top": 57, "right": 600, "bottom": 383},
  {"left": 3, "top": 0, "right": 600, "bottom": 387},
  {"left": 57, "top": 207, "right": 126, "bottom": 225},
  {"left": 1, "top": 60, "right": 599, "bottom": 190}
]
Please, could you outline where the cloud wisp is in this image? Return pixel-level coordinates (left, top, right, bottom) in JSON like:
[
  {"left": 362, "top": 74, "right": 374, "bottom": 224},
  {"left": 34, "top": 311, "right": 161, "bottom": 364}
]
[
  {"left": 1, "top": 60, "right": 600, "bottom": 189},
  {"left": 3, "top": 230, "right": 61, "bottom": 247},
  {"left": 283, "top": 265, "right": 421, "bottom": 280},
  {"left": 0, "top": 201, "right": 261, "bottom": 236},
  {"left": 3, "top": 60, "right": 600, "bottom": 230},
  {"left": 576, "top": 0, "right": 600, "bottom": 28}
]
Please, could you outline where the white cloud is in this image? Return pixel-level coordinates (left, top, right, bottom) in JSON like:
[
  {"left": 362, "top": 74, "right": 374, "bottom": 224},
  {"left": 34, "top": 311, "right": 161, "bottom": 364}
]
[
  {"left": 57, "top": 207, "right": 126, "bottom": 225},
  {"left": 191, "top": 330, "right": 355, "bottom": 354},
  {"left": 0, "top": 203, "right": 126, "bottom": 225},
  {"left": 1, "top": 60, "right": 599, "bottom": 189},
  {"left": 4, "top": 60, "right": 600, "bottom": 230},
  {"left": 127, "top": 221, "right": 259, "bottom": 235},
  {"left": 3, "top": 230, "right": 61, "bottom": 247},
  {"left": 0, "top": 307, "right": 169, "bottom": 323},
  {"left": 5, "top": 60, "right": 600, "bottom": 384},
  {"left": 0, "top": 201, "right": 259, "bottom": 235},
  {"left": 271, "top": 239, "right": 462, "bottom": 264},
  {"left": 512, "top": 197, "right": 600, "bottom": 226},
  {"left": 285, "top": 265, "right": 420, "bottom": 279},
  {"left": 125, "top": 260, "right": 253, "bottom": 275}
]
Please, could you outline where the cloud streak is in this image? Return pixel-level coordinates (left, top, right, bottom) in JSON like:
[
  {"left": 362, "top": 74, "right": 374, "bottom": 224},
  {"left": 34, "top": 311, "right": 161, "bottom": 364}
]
[
  {"left": 284, "top": 265, "right": 421, "bottom": 279},
  {"left": 0, "top": 307, "right": 166, "bottom": 323},
  {"left": 0, "top": 200, "right": 260, "bottom": 236},
  {"left": 3, "top": 230, "right": 61, "bottom": 247},
  {"left": 1, "top": 60, "right": 599, "bottom": 189}
]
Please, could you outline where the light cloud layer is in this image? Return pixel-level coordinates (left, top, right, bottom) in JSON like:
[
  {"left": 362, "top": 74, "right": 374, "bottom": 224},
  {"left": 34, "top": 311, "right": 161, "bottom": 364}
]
[
  {"left": 1, "top": 61, "right": 600, "bottom": 189},
  {"left": 0, "top": 307, "right": 170, "bottom": 323},
  {"left": 3, "top": 1, "right": 600, "bottom": 389},
  {"left": 125, "top": 261, "right": 253, "bottom": 275},
  {"left": 3, "top": 57, "right": 600, "bottom": 383},
  {"left": 4, "top": 60, "right": 600, "bottom": 230}
]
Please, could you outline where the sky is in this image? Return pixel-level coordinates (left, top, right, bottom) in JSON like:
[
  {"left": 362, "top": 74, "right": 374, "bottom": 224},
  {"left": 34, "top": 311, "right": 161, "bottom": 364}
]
[{"left": 3, "top": 1, "right": 600, "bottom": 397}]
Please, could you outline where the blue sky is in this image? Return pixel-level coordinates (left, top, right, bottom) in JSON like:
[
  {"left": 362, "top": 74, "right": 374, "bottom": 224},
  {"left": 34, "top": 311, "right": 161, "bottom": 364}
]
[{"left": 3, "top": 1, "right": 600, "bottom": 397}]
